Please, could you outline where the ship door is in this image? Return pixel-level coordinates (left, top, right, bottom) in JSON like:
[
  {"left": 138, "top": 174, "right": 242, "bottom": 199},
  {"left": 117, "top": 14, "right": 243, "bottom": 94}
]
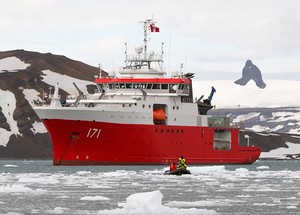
[
  {"left": 153, "top": 104, "right": 168, "bottom": 125},
  {"left": 213, "top": 129, "right": 231, "bottom": 151}
]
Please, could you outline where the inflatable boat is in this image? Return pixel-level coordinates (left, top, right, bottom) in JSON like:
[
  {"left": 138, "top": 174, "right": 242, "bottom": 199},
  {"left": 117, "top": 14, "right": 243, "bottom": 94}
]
[{"left": 164, "top": 168, "right": 191, "bottom": 176}]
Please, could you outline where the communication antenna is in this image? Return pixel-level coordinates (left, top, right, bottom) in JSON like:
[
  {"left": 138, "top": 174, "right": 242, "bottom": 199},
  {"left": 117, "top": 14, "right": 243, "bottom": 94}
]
[
  {"left": 185, "top": 41, "right": 187, "bottom": 74},
  {"left": 124, "top": 42, "right": 127, "bottom": 63},
  {"left": 168, "top": 31, "right": 171, "bottom": 77},
  {"left": 99, "top": 63, "right": 102, "bottom": 78}
]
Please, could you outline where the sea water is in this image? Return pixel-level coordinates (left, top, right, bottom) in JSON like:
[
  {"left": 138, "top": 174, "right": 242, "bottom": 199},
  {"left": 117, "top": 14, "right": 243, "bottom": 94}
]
[{"left": 0, "top": 159, "right": 299, "bottom": 215}]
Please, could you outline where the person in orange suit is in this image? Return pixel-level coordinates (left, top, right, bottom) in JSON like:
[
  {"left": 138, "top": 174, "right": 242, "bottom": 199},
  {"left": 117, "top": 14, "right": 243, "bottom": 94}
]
[{"left": 169, "top": 162, "right": 177, "bottom": 171}]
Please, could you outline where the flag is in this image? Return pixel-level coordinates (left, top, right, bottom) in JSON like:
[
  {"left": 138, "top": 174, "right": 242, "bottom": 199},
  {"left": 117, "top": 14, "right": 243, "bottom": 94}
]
[{"left": 150, "top": 23, "right": 160, "bottom": 32}]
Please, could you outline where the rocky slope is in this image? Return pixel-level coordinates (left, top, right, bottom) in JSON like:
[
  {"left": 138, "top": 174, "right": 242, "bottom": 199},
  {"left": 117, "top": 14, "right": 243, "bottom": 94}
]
[{"left": 0, "top": 50, "right": 105, "bottom": 158}]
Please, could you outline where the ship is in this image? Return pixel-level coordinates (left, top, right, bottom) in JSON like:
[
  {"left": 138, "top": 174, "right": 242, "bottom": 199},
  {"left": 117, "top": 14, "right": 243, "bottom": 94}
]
[{"left": 34, "top": 19, "right": 261, "bottom": 165}]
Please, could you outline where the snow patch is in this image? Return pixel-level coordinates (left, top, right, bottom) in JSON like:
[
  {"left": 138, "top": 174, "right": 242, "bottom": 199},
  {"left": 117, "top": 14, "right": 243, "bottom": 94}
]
[
  {"left": 232, "top": 112, "right": 260, "bottom": 123},
  {"left": 0, "top": 89, "right": 21, "bottom": 146},
  {"left": 0, "top": 57, "right": 30, "bottom": 73},
  {"left": 41, "top": 69, "right": 94, "bottom": 94},
  {"left": 30, "top": 121, "right": 47, "bottom": 134},
  {"left": 260, "top": 142, "right": 300, "bottom": 159},
  {"left": 22, "top": 89, "right": 42, "bottom": 109}
]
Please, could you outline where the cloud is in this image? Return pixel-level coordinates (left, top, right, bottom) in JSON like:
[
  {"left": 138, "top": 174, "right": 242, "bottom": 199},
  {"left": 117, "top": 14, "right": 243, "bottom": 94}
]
[{"left": 1, "top": 0, "right": 299, "bottom": 80}]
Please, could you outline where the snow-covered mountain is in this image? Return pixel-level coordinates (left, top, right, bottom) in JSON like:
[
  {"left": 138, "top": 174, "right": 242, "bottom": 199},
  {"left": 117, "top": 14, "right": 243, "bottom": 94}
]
[
  {"left": 0, "top": 49, "right": 299, "bottom": 159},
  {"left": 0, "top": 50, "right": 102, "bottom": 158}
]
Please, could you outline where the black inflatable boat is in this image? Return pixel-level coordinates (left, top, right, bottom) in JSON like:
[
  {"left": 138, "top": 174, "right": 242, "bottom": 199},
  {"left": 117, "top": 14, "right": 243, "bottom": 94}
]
[{"left": 164, "top": 168, "right": 191, "bottom": 176}]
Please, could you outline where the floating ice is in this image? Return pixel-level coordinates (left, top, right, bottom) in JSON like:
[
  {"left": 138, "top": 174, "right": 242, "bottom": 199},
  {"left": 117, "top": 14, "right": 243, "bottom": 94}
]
[
  {"left": 0, "top": 184, "right": 33, "bottom": 193},
  {"left": 4, "top": 165, "right": 18, "bottom": 168},
  {"left": 80, "top": 196, "right": 110, "bottom": 201},
  {"left": 165, "top": 200, "right": 228, "bottom": 207},
  {"left": 97, "top": 190, "right": 217, "bottom": 215},
  {"left": 17, "top": 175, "right": 59, "bottom": 184},
  {"left": 257, "top": 166, "right": 270, "bottom": 170},
  {"left": 46, "top": 207, "right": 69, "bottom": 214},
  {"left": 76, "top": 171, "right": 92, "bottom": 175}
]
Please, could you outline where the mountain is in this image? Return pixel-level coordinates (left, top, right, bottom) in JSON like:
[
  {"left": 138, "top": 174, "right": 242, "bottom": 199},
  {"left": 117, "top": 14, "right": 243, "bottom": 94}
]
[
  {"left": 0, "top": 50, "right": 104, "bottom": 158},
  {"left": 234, "top": 60, "right": 266, "bottom": 89},
  {"left": 0, "top": 49, "right": 299, "bottom": 160},
  {"left": 195, "top": 80, "right": 300, "bottom": 159}
]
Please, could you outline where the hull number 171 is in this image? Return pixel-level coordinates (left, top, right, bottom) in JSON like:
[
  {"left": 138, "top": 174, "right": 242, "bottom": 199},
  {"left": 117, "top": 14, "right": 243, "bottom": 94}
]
[{"left": 86, "top": 128, "right": 101, "bottom": 138}]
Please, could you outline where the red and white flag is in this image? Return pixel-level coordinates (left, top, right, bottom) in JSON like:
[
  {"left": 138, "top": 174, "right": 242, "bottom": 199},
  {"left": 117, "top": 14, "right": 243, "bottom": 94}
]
[{"left": 150, "top": 23, "right": 160, "bottom": 32}]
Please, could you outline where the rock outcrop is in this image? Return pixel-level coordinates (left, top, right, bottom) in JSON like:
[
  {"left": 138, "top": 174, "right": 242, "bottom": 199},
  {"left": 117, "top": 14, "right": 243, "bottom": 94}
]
[
  {"left": 235, "top": 60, "right": 266, "bottom": 89},
  {"left": 0, "top": 50, "right": 106, "bottom": 158}
]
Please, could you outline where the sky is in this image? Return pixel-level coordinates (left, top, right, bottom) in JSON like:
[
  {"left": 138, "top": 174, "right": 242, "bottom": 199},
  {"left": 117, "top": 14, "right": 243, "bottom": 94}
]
[{"left": 1, "top": 0, "right": 300, "bottom": 81}]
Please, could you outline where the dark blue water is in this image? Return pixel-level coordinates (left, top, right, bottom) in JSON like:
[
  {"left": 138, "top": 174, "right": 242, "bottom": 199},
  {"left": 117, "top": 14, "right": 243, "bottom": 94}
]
[{"left": 0, "top": 159, "right": 299, "bottom": 214}]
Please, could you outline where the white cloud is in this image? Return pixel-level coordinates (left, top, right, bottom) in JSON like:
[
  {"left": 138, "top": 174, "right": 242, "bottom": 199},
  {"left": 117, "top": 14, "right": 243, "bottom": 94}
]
[{"left": 1, "top": 0, "right": 299, "bottom": 80}]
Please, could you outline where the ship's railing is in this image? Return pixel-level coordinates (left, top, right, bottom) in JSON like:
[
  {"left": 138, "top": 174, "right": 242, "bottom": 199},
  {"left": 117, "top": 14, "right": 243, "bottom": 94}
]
[
  {"left": 181, "top": 98, "right": 193, "bottom": 103},
  {"left": 208, "top": 117, "right": 244, "bottom": 129},
  {"left": 126, "top": 54, "right": 162, "bottom": 62}
]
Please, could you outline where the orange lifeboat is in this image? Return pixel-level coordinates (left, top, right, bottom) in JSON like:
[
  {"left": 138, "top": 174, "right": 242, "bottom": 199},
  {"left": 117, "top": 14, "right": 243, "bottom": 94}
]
[{"left": 153, "top": 109, "right": 166, "bottom": 124}]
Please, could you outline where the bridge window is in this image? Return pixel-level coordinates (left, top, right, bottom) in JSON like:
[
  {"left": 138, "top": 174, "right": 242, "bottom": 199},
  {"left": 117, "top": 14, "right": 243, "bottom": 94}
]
[
  {"left": 169, "top": 84, "right": 178, "bottom": 93},
  {"left": 126, "top": 83, "right": 132, "bottom": 89},
  {"left": 161, "top": 84, "right": 168, "bottom": 90},
  {"left": 152, "top": 84, "right": 160, "bottom": 89}
]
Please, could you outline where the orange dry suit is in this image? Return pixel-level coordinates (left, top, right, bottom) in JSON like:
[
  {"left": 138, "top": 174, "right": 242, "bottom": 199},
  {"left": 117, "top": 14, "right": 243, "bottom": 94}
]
[{"left": 170, "top": 162, "right": 177, "bottom": 171}]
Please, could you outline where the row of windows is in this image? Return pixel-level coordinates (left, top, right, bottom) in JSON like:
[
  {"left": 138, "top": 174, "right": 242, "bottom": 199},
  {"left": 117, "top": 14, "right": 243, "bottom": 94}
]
[{"left": 98, "top": 83, "right": 189, "bottom": 93}]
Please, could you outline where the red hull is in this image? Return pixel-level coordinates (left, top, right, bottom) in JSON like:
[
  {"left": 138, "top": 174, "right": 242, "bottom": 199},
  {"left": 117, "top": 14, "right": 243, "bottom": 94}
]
[{"left": 42, "top": 119, "right": 261, "bottom": 165}]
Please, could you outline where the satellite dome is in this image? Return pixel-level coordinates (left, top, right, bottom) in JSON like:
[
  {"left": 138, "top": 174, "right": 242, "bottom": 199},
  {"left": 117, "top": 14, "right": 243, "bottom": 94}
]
[{"left": 134, "top": 45, "right": 143, "bottom": 54}]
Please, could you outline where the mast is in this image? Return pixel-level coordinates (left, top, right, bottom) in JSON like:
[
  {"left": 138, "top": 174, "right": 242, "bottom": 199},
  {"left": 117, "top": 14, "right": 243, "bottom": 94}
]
[
  {"left": 143, "top": 19, "right": 150, "bottom": 60},
  {"left": 120, "top": 18, "right": 165, "bottom": 77}
]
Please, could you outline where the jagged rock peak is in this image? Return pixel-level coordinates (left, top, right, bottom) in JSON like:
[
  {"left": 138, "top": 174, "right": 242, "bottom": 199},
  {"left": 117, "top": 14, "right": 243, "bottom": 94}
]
[{"left": 234, "top": 60, "right": 266, "bottom": 89}]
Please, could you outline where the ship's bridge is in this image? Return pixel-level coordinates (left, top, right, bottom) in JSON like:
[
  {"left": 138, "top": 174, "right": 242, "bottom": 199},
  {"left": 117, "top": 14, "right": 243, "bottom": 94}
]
[{"left": 94, "top": 77, "right": 191, "bottom": 96}]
